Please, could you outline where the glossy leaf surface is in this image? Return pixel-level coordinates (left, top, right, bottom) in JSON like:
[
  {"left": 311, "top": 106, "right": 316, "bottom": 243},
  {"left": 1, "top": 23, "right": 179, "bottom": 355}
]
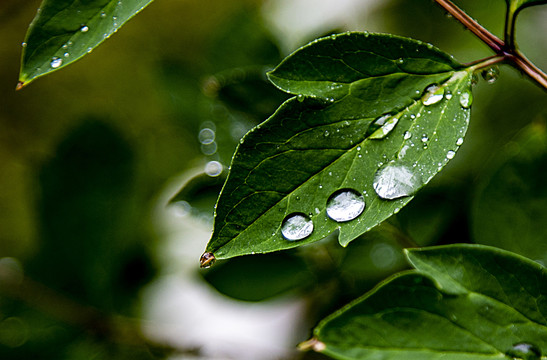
[
  {"left": 19, "top": 0, "right": 154, "bottom": 86},
  {"left": 204, "top": 33, "right": 472, "bottom": 260},
  {"left": 472, "top": 122, "right": 547, "bottom": 265},
  {"left": 312, "top": 244, "right": 547, "bottom": 360}
]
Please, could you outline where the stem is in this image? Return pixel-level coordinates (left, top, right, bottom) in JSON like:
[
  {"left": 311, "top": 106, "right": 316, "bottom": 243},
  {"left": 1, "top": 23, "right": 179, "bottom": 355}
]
[
  {"left": 435, "top": 0, "right": 547, "bottom": 91},
  {"left": 434, "top": 0, "right": 505, "bottom": 53},
  {"left": 466, "top": 55, "right": 506, "bottom": 72}
]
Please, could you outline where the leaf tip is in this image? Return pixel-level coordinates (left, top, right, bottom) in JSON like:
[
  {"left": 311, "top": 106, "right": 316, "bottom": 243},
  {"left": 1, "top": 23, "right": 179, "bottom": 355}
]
[
  {"left": 15, "top": 81, "right": 25, "bottom": 91},
  {"left": 298, "top": 338, "right": 326, "bottom": 352},
  {"left": 200, "top": 252, "right": 216, "bottom": 268}
]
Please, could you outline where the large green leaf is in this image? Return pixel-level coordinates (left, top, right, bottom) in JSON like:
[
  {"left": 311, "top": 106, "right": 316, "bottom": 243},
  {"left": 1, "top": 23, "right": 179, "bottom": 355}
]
[
  {"left": 309, "top": 244, "right": 547, "bottom": 360},
  {"left": 202, "top": 32, "right": 473, "bottom": 263},
  {"left": 19, "top": 0, "right": 154, "bottom": 86},
  {"left": 472, "top": 122, "right": 547, "bottom": 265}
]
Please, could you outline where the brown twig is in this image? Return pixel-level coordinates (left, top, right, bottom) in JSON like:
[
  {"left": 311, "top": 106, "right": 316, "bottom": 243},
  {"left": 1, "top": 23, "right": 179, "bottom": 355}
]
[{"left": 434, "top": 0, "right": 547, "bottom": 91}]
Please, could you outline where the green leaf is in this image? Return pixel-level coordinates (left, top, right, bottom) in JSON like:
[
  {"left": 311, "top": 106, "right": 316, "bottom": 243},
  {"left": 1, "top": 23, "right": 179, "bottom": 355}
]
[
  {"left": 310, "top": 244, "right": 547, "bottom": 360},
  {"left": 203, "top": 32, "right": 473, "bottom": 261},
  {"left": 472, "top": 122, "right": 547, "bottom": 265},
  {"left": 19, "top": 0, "right": 154, "bottom": 86}
]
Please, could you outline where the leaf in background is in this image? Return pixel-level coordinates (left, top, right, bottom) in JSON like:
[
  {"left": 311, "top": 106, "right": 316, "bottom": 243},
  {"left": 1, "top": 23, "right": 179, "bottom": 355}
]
[
  {"left": 505, "top": 0, "right": 547, "bottom": 13},
  {"left": 472, "top": 122, "right": 547, "bottom": 265},
  {"left": 203, "top": 32, "right": 473, "bottom": 262},
  {"left": 201, "top": 252, "right": 315, "bottom": 302},
  {"left": 19, "top": 0, "right": 154, "bottom": 87},
  {"left": 308, "top": 244, "right": 546, "bottom": 360}
]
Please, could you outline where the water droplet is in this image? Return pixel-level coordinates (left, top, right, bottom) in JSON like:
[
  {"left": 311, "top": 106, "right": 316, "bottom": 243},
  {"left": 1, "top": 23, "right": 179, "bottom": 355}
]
[
  {"left": 198, "top": 128, "right": 215, "bottom": 144},
  {"left": 297, "top": 94, "right": 304, "bottom": 102},
  {"left": 481, "top": 66, "right": 499, "bottom": 84},
  {"left": 50, "top": 57, "right": 62, "bottom": 68},
  {"left": 357, "top": 146, "right": 361, "bottom": 151},
  {"left": 369, "top": 114, "right": 399, "bottom": 139},
  {"left": 326, "top": 189, "right": 365, "bottom": 222},
  {"left": 87, "top": 47, "right": 93, "bottom": 53},
  {"left": 403, "top": 131, "right": 412, "bottom": 140},
  {"left": 80, "top": 25, "right": 89, "bottom": 32},
  {"left": 456, "top": 137, "right": 464, "bottom": 146},
  {"left": 459, "top": 91, "right": 473, "bottom": 108},
  {"left": 281, "top": 213, "right": 313, "bottom": 241},
  {"left": 373, "top": 162, "right": 423, "bottom": 200},
  {"left": 446, "top": 150, "right": 456, "bottom": 159},
  {"left": 21, "top": 42, "right": 27, "bottom": 48},
  {"left": 63, "top": 52, "right": 69, "bottom": 57},
  {"left": 421, "top": 134, "right": 428, "bottom": 143},
  {"left": 200, "top": 252, "right": 216, "bottom": 268},
  {"left": 422, "top": 84, "right": 445, "bottom": 106},
  {"left": 324, "top": 130, "right": 330, "bottom": 137},
  {"left": 506, "top": 343, "right": 541, "bottom": 360},
  {"left": 204, "top": 161, "right": 223, "bottom": 177},
  {"left": 100, "top": 11, "right": 106, "bottom": 17},
  {"left": 445, "top": 90, "right": 453, "bottom": 99}
]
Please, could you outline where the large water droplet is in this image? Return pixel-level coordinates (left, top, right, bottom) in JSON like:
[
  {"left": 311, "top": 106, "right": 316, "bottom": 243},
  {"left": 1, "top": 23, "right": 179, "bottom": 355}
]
[
  {"left": 422, "top": 85, "right": 445, "bottom": 106},
  {"left": 281, "top": 213, "right": 313, "bottom": 241},
  {"left": 369, "top": 115, "right": 399, "bottom": 139},
  {"left": 50, "top": 57, "right": 62, "bottom": 68},
  {"left": 506, "top": 343, "right": 541, "bottom": 360},
  {"left": 326, "top": 189, "right": 365, "bottom": 222},
  {"left": 481, "top": 66, "right": 500, "bottom": 84},
  {"left": 373, "top": 162, "right": 422, "bottom": 200},
  {"left": 459, "top": 90, "right": 473, "bottom": 108},
  {"left": 204, "top": 161, "right": 223, "bottom": 177}
]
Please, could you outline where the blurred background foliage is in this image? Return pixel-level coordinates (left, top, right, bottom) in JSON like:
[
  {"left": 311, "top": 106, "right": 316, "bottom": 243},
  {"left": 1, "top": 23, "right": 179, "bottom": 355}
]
[{"left": 0, "top": 0, "right": 546, "bottom": 359}]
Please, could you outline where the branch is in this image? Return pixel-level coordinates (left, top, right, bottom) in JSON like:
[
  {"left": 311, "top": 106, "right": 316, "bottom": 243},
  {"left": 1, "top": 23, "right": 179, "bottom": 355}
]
[{"left": 434, "top": 0, "right": 547, "bottom": 91}]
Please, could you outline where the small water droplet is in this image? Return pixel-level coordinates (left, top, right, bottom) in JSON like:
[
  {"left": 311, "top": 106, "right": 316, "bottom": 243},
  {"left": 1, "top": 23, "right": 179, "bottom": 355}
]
[
  {"left": 324, "top": 130, "right": 330, "bottom": 137},
  {"left": 506, "top": 343, "right": 541, "bottom": 360},
  {"left": 100, "top": 11, "right": 106, "bottom": 17},
  {"left": 481, "top": 66, "right": 499, "bottom": 84},
  {"left": 21, "top": 42, "right": 27, "bottom": 48},
  {"left": 456, "top": 137, "right": 464, "bottom": 146},
  {"left": 422, "top": 84, "right": 445, "bottom": 106},
  {"left": 198, "top": 128, "right": 215, "bottom": 144},
  {"left": 200, "top": 252, "right": 216, "bottom": 268},
  {"left": 369, "top": 114, "right": 399, "bottom": 139},
  {"left": 204, "top": 161, "right": 223, "bottom": 177},
  {"left": 281, "top": 213, "right": 313, "bottom": 241},
  {"left": 404, "top": 131, "right": 412, "bottom": 140},
  {"left": 445, "top": 90, "right": 453, "bottom": 99},
  {"left": 446, "top": 150, "right": 456, "bottom": 159},
  {"left": 459, "top": 91, "right": 473, "bottom": 108},
  {"left": 50, "top": 57, "right": 62, "bottom": 68},
  {"left": 297, "top": 94, "right": 304, "bottom": 102},
  {"left": 63, "top": 52, "right": 69, "bottom": 57},
  {"left": 80, "top": 25, "right": 89, "bottom": 32},
  {"left": 357, "top": 146, "right": 361, "bottom": 151},
  {"left": 326, "top": 189, "right": 365, "bottom": 222},
  {"left": 397, "top": 58, "right": 404, "bottom": 64},
  {"left": 373, "top": 162, "right": 423, "bottom": 200},
  {"left": 421, "top": 134, "right": 428, "bottom": 142}
]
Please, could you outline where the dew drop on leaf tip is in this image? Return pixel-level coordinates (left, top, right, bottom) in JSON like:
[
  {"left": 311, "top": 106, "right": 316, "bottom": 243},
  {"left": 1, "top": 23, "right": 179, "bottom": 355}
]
[
  {"left": 281, "top": 213, "right": 313, "bottom": 241},
  {"left": 200, "top": 252, "right": 216, "bottom": 268},
  {"left": 326, "top": 189, "right": 365, "bottom": 222}
]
